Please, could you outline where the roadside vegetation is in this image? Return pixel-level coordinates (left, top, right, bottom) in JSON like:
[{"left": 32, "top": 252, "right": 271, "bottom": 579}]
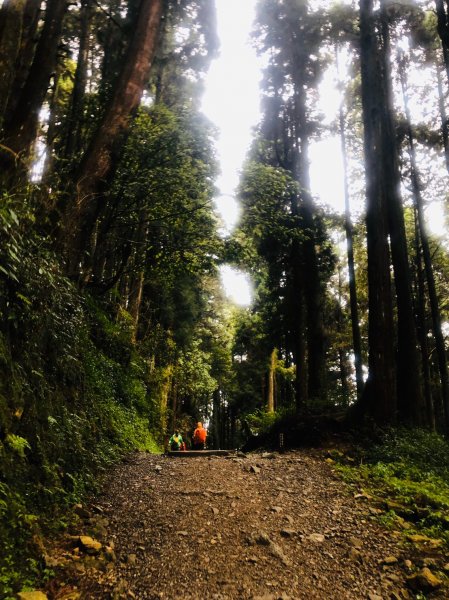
[{"left": 330, "top": 428, "right": 449, "bottom": 550}]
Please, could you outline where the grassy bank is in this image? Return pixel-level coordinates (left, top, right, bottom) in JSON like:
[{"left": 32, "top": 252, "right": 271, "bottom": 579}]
[
  {"left": 0, "top": 205, "right": 162, "bottom": 596},
  {"left": 330, "top": 428, "right": 449, "bottom": 549}
]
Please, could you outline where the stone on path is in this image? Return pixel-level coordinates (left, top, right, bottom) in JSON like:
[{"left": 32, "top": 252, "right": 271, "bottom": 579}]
[
  {"left": 407, "top": 567, "right": 442, "bottom": 592},
  {"left": 382, "top": 556, "right": 399, "bottom": 565},
  {"left": 78, "top": 535, "right": 102, "bottom": 555},
  {"left": 280, "top": 528, "right": 296, "bottom": 538},
  {"left": 307, "top": 533, "right": 325, "bottom": 543}
]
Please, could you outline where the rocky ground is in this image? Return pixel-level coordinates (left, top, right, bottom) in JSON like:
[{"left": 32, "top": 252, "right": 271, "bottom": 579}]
[{"left": 40, "top": 450, "right": 449, "bottom": 600}]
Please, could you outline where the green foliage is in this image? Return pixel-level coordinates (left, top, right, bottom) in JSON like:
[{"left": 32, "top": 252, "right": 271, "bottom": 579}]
[
  {"left": 333, "top": 428, "right": 449, "bottom": 547},
  {"left": 0, "top": 482, "right": 41, "bottom": 599},
  {"left": 245, "top": 408, "right": 283, "bottom": 435},
  {"left": 366, "top": 428, "right": 449, "bottom": 479},
  {"left": 4, "top": 433, "right": 30, "bottom": 458},
  {"left": 175, "top": 339, "right": 217, "bottom": 406},
  {"left": 0, "top": 198, "right": 163, "bottom": 594}
]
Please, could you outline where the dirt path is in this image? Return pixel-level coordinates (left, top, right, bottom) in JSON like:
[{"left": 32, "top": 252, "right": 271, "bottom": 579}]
[{"left": 48, "top": 450, "right": 447, "bottom": 599}]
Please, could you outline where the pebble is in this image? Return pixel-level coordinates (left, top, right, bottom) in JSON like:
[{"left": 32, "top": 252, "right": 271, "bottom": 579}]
[
  {"left": 50, "top": 452, "right": 448, "bottom": 599},
  {"left": 280, "top": 528, "right": 296, "bottom": 538},
  {"left": 307, "top": 533, "right": 325, "bottom": 543}
]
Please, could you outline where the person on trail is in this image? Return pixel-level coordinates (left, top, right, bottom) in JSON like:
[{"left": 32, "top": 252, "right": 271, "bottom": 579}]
[
  {"left": 169, "top": 431, "right": 183, "bottom": 451},
  {"left": 192, "top": 422, "right": 207, "bottom": 450}
]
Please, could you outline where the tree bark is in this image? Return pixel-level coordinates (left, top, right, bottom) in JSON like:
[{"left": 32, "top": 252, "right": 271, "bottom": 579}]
[
  {"left": 2, "top": 0, "right": 68, "bottom": 160},
  {"left": 64, "top": 0, "right": 93, "bottom": 158},
  {"left": 379, "top": 3, "right": 424, "bottom": 425},
  {"left": 64, "top": 0, "right": 165, "bottom": 281},
  {"left": 267, "top": 348, "right": 277, "bottom": 413},
  {"left": 3, "top": 0, "right": 41, "bottom": 124},
  {"left": 292, "top": 46, "right": 327, "bottom": 402},
  {"left": 359, "top": 0, "right": 396, "bottom": 423},
  {"left": 212, "top": 388, "right": 221, "bottom": 449},
  {"left": 288, "top": 202, "right": 307, "bottom": 413},
  {"left": 127, "top": 212, "right": 148, "bottom": 342},
  {"left": 414, "top": 209, "right": 435, "bottom": 430},
  {"left": 339, "top": 90, "right": 364, "bottom": 400},
  {"left": 0, "top": 0, "right": 26, "bottom": 129},
  {"left": 436, "top": 63, "right": 449, "bottom": 175},
  {"left": 400, "top": 64, "right": 449, "bottom": 431},
  {"left": 435, "top": 0, "right": 449, "bottom": 85},
  {"left": 398, "top": 52, "right": 436, "bottom": 429}
]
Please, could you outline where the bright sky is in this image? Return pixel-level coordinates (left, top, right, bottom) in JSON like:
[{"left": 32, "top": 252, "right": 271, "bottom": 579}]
[
  {"left": 201, "top": 0, "right": 261, "bottom": 305},
  {"left": 202, "top": 0, "right": 448, "bottom": 305}
]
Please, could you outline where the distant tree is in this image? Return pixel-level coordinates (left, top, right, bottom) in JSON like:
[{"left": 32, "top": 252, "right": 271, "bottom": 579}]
[{"left": 63, "top": 0, "right": 165, "bottom": 280}]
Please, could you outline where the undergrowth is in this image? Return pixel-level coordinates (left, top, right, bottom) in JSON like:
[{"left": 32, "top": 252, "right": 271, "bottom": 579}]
[
  {"left": 331, "top": 428, "right": 449, "bottom": 548},
  {"left": 0, "top": 194, "right": 162, "bottom": 597}
]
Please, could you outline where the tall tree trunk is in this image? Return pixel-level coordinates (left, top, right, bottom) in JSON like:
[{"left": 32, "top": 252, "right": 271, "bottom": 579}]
[
  {"left": 267, "top": 348, "right": 277, "bottom": 413},
  {"left": 42, "top": 65, "right": 64, "bottom": 181},
  {"left": 339, "top": 90, "right": 364, "bottom": 400},
  {"left": 64, "top": 0, "right": 92, "bottom": 158},
  {"left": 414, "top": 209, "right": 435, "bottom": 430},
  {"left": 3, "top": 0, "right": 41, "bottom": 124},
  {"left": 64, "top": 0, "right": 165, "bottom": 281},
  {"left": 212, "top": 389, "right": 221, "bottom": 449},
  {"left": 400, "top": 61, "right": 449, "bottom": 431},
  {"left": 127, "top": 209, "right": 148, "bottom": 341},
  {"left": 2, "top": 0, "right": 68, "bottom": 161},
  {"left": 379, "top": 4, "right": 424, "bottom": 425},
  {"left": 292, "top": 62, "right": 327, "bottom": 402},
  {"left": 289, "top": 220, "right": 307, "bottom": 413},
  {"left": 0, "top": 0, "right": 26, "bottom": 129},
  {"left": 359, "top": 0, "right": 396, "bottom": 423},
  {"left": 399, "top": 52, "right": 436, "bottom": 429},
  {"left": 416, "top": 187, "right": 449, "bottom": 432},
  {"left": 436, "top": 63, "right": 449, "bottom": 175},
  {"left": 435, "top": 0, "right": 449, "bottom": 85},
  {"left": 337, "top": 266, "right": 351, "bottom": 403}
]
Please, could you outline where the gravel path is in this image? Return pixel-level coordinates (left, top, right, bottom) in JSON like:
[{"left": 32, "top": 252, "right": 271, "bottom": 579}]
[{"left": 48, "top": 450, "right": 447, "bottom": 599}]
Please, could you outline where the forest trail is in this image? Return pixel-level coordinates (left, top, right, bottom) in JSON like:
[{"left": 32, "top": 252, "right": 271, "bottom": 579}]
[{"left": 46, "top": 451, "right": 447, "bottom": 600}]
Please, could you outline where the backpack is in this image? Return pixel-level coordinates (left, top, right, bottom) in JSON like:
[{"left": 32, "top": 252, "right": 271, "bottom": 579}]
[{"left": 194, "top": 427, "right": 206, "bottom": 443}]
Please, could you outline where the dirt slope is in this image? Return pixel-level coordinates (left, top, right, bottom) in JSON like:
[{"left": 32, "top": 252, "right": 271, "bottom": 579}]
[{"left": 48, "top": 450, "right": 448, "bottom": 599}]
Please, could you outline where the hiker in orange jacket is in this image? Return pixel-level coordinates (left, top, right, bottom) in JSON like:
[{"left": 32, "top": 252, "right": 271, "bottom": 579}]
[{"left": 192, "top": 422, "right": 207, "bottom": 450}]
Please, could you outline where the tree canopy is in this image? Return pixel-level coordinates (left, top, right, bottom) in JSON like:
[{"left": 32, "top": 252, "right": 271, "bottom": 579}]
[{"left": 1, "top": 0, "right": 449, "bottom": 594}]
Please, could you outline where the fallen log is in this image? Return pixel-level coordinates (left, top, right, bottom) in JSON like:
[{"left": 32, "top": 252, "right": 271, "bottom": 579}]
[{"left": 166, "top": 449, "right": 236, "bottom": 457}]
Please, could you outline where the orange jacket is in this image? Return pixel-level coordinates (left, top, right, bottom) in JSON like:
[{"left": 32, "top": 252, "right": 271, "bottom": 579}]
[{"left": 193, "top": 424, "right": 207, "bottom": 443}]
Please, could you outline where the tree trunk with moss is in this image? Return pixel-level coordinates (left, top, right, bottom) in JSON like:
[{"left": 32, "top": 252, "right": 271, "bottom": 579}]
[
  {"left": 64, "top": 0, "right": 165, "bottom": 282},
  {"left": 267, "top": 348, "right": 278, "bottom": 413}
]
